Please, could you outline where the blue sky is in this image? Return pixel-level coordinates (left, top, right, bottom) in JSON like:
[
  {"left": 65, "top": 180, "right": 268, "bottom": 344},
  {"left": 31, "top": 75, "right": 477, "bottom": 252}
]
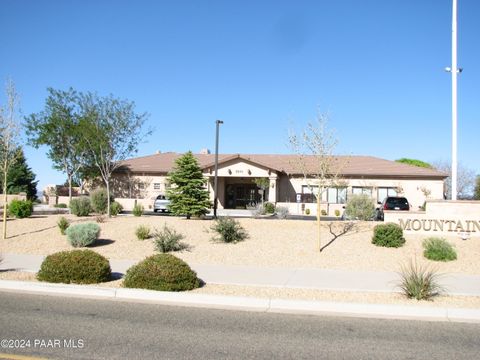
[{"left": 1, "top": 0, "right": 479, "bottom": 192}]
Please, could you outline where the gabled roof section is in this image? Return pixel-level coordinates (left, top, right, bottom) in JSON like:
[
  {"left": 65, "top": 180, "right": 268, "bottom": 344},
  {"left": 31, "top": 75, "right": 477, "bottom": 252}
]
[{"left": 116, "top": 153, "right": 447, "bottom": 179}]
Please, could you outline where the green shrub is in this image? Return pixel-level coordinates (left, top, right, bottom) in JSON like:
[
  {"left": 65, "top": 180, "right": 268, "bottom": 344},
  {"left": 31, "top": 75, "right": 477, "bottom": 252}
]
[
  {"left": 8, "top": 199, "right": 33, "bottom": 218},
  {"left": 37, "top": 249, "right": 111, "bottom": 284},
  {"left": 153, "top": 224, "right": 188, "bottom": 252},
  {"left": 54, "top": 203, "right": 68, "bottom": 208},
  {"left": 69, "top": 197, "right": 92, "bottom": 216},
  {"left": 321, "top": 210, "right": 327, "bottom": 216},
  {"left": 135, "top": 225, "right": 151, "bottom": 241},
  {"left": 264, "top": 202, "right": 275, "bottom": 214},
  {"left": 398, "top": 260, "right": 443, "bottom": 300},
  {"left": 110, "top": 201, "right": 123, "bottom": 216},
  {"left": 123, "top": 254, "right": 200, "bottom": 291},
  {"left": 372, "top": 223, "right": 405, "bottom": 248},
  {"left": 210, "top": 217, "right": 248, "bottom": 243},
  {"left": 423, "top": 238, "right": 457, "bottom": 262},
  {"left": 334, "top": 209, "right": 341, "bottom": 217},
  {"left": 66, "top": 223, "right": 100, "bottom": 247},
  {"left": 344, "top": 194, "right": 375, "bottom": 220},
  {"left": 90, "top": 188, "right": 110, "bottom": 214},
  {"left": 132, "top": 203, "right": 144, "bottom": 217},
  {"left": 305, "top": 208, "right": 310, "bottom": 215},
  {"left": 57, "top": 216, "right": 70, "bottom": 235}
]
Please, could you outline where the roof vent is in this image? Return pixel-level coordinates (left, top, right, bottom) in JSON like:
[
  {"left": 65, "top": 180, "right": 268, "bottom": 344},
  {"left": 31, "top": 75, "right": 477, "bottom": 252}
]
[{"left": 199, "top": 148, "right": 211, "bottom": 154}]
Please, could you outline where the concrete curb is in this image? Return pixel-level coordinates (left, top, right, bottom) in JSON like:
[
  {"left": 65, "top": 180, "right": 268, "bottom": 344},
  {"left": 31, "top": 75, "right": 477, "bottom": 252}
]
[{"left": 1, "top": 280, "right": 480, "bottom": 323}]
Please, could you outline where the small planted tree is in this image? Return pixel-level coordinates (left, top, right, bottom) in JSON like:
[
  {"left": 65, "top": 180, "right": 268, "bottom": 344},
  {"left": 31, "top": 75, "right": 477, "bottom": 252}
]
[{"left": 166, "top": 151, "right": 211, "bottom": 219}]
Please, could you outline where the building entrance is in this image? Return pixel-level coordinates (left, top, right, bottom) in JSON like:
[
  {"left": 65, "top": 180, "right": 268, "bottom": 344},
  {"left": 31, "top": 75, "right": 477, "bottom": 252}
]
[{"left": 225, "top": 184, "right": 261, "bottom": 209}]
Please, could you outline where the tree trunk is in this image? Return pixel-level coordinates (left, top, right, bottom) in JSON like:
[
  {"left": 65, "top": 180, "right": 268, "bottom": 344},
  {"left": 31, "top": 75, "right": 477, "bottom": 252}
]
[
  {"left": 317, "top": 188, "right": 321, "bottom": 252},
  {"left": 68, "top": 175, "right": 73, "bottom": 204},
  {"left": 3, "top": 170, "right": 8, "bottom": 240},
  {"left": 106, "top": 180, "right": 111, "bottom": 217}
]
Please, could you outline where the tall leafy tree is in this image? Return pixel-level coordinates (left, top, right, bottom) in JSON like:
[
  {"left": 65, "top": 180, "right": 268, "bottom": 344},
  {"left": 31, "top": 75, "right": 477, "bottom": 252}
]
[
  {"left": 395, "top": 158, "right": 432, "bottom": 168},
  {"left": 25, "top": 88, "right": 86, "bottom": 203},
  {"left": 0, "top": 148, "right": 38, "bottom": 200},
  {"left": 78, "top": 92, "right": 150, "bottom": 216},
  {"left": 0, "top": 79, "right": 22, "bottom": 239},
  {"left": 474, "top": 176, "right": 480, "bottom": 200},
  {"left": 167, "top": 151, "right": 211, "bottom": 219}
]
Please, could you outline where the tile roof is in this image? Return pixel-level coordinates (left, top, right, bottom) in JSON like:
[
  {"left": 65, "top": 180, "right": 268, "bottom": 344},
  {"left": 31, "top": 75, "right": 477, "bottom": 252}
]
[{"left": 117, "top": 152, "right": 447, "bottom": 179}]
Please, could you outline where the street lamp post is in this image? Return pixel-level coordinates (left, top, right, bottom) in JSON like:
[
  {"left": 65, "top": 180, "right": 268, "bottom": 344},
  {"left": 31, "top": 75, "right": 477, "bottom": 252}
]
[{"left": 213, "top": 120, "right": 223, "bottom": 218}]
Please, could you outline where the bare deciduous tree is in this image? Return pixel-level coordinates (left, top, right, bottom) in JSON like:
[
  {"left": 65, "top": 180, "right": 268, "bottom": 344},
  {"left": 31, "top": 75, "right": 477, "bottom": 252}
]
[
  {"left": 0, "top": 79, "right": 22, "bottom": 239},
  {"left": 288, "top": 111, "right": 345, "bottom": 251},
  {"left": 432, "top": 160, "right": 476, "bottom": 199}
]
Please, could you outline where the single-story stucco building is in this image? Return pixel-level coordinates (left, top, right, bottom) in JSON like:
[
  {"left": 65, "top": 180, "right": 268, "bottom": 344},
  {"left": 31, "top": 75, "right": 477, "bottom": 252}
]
[{"left": 110, "top": 152, "right": 447, "bottom": 216}]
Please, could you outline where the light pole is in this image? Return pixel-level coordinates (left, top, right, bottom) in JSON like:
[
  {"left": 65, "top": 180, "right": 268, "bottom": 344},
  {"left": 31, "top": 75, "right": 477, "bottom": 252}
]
[
  {"left": 213, "top": 120, "right": 223, "bottom": 218},
  {"left": 446, "top": 0, "right": 460, "bottom": 200}
]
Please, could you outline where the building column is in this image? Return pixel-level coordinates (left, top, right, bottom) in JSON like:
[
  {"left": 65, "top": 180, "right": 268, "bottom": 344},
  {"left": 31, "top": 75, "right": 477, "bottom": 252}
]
[{"left": 268, "top": 176, "right": 278, "bottom": 203}]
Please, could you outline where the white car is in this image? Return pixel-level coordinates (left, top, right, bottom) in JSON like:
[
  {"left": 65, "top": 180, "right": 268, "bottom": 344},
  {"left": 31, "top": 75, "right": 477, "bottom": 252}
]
[{"left": 153, "top": 195, "right": 170, "bottom": 213}]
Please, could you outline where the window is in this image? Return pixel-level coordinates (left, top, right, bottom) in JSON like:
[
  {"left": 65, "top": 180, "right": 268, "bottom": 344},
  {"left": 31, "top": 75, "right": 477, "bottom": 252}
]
[
  {"left": 377, "top": 187, "right": 398, "bottom": 202},
  {"left": 352, "top": 187, "right": 373, "bottom": 197},
  {"left": 327, "top": 187, "right": 347, "bottom": 204},
  {"left": 301, "top": 185, "right": 318, "bottom": 203}
]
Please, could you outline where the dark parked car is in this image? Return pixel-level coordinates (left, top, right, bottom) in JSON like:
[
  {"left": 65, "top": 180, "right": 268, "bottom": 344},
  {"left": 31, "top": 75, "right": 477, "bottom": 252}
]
[{"left": 376, "top": 196, "right": 410, "bottom": 221}]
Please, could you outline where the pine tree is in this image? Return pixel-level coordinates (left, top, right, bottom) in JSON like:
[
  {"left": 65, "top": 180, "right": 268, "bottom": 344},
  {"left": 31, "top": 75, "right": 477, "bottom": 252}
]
[
  {"left": 166, "top": 151, "right": 211, "bottom": 219},
  {"left": 0, "top": 148, "right": 38, "bottom": 200}
]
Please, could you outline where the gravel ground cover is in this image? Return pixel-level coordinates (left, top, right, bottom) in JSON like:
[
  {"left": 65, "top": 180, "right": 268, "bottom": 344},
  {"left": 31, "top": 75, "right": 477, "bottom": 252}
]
[{"left": 1, "top": 214, "right": 479, "bottom": 275}]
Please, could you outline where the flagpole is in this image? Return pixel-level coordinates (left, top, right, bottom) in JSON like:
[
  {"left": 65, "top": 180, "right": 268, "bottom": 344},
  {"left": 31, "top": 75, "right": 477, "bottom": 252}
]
[{"left": 451, "top": 0, "right": 458, "bottom": 200}]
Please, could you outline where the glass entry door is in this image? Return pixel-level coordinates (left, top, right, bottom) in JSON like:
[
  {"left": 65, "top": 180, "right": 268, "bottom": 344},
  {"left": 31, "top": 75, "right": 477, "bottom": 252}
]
[{"left": 225, "top": 184, "right": 260, "bottom": 209}]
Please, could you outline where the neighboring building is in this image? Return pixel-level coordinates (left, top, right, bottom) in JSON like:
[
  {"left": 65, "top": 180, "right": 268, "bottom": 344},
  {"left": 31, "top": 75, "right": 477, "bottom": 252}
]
[{"left": 111, "top": 152, "right": 447, "bottom": 216}]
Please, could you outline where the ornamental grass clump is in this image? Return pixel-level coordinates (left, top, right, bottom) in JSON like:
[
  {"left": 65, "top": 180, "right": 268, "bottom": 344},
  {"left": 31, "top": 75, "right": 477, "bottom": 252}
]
[
  {"left": 132, "top": 204, "right": 144, "bottom": 217},
  {"left": 372, "top": 223, "right": 405, "bottom": 248},
  {"left": 66, "top": 223, "right": 100, "bottom": 247},
  {"left": 37, "top": 249, "right": 111, "bottom": 284},
  {"left": 123, "top": 254, "right": 200, "bottom": 291},
  {"left": 423, "top": 237, "right": 457, "bottom": 262},
  {"left": 398, "top": 260, "right": 444, "bottom": 300},
  {"left": 210, "top": 217, "right": 248, "bottom": 243},
  {"left": 57, "top": 216, "right": 70, "bottom": 235},
  {"left": 153, "top": 224, "right": 188, "bottom": 252},
  {"left": 135, "top": 224, "right": 151, "bottom": 241}
]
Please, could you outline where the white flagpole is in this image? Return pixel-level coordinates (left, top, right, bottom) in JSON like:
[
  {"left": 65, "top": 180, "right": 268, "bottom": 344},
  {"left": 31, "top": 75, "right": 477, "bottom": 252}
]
[{"left": 451, "top": 0, "right": 458, "bottom": 200}]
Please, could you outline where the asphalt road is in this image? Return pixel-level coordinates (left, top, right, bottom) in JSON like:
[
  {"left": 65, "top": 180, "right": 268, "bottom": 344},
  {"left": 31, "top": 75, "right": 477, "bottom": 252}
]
[{"left": 0, "top": 292, "right": 479, "bottom": 360}]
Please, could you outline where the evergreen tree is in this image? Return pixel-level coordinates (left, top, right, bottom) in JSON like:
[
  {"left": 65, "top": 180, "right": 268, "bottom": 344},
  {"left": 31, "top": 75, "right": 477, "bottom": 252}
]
[
  {"left": 0, "top": 148, "right": 38, "bottom": 200},
  {"left": 474, "top": 176, "right": 480, "bottom": 200},
  {"left": 166, "top": 151, "right": 211, "bottom": 219}
]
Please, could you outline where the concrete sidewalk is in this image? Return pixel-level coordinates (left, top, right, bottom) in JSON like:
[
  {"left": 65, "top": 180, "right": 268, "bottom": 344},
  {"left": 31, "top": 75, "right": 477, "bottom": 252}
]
[{"left": 2, "top": 253, "right": 480, "bottom": 296}]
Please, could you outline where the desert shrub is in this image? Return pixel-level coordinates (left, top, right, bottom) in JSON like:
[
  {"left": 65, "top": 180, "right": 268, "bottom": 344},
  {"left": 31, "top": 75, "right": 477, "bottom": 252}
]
[
  {"left": 334, "top": 209, "right": 341, "bottom": 217},
  {"left": 8, "top": 199, "right": 33, "bottom": 218},
  {"left": 210, "top": 217, "right": 248, "bottom": 243},
  {"left": 372, "top": 223, "right": 405, "bottom": 248},
  {"left": 321, "top": 210, "right": 327, "bottom": 216},
  {"left": 132, "top": 204, "right": 144, "bottom": 217},
  {"left": 135, "top": 225, "right": 151, "bottom": 241},
  {"left": 344, "top": 194, "right": 375, "bottom": 221},
  {"left": 57, "top": 216, "right": 70, "bottom": 235},
  {"left": 276, "top": 206, "right": 289, "bottom": 219},
  {"left": 90, "top": 188, "right": 110, "bottom": 214},
  {"left": 54, "top": 203, "right": 68, "bottom": 208},
  {"left": 37, "top": 249, "right": 111, "bottom": 284},
  {"left": 398, "top": 260, "right": 443, "bottom": 300},
  {"left": 153, "top": 224, "right": 188, "bottom": 252},
  {"left": 66, "top": 223, "right": 100, "bottom": 247},
  {"left": 264, "top": 202, "right": 275, "bottom": 214},
  {"left": 110, "top": 201, "right": 123, "bottom": 216},
  {"left": 123, "top": 254, "right": 200, "bottom": 291},
  {"left": 305, "top": 208, "right": 310, "bottom": 215},
  {"left": 95, "top": 215, "right": 106, "bottom": 223},
  {"left": 69, "top": 196, "right": 92, "bottom": 217},
  {"left": 423, "top": 238, "right": 457, "bottom": 262}
]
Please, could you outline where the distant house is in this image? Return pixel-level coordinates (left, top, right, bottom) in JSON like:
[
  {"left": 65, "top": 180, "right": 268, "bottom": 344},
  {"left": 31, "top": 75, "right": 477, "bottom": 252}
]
[{"left": 111, "top": 152, "right": 447, "bottom": 215}]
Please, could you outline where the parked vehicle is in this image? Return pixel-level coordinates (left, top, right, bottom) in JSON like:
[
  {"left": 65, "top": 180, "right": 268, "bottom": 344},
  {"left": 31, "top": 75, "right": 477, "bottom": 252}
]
[
  {"left": 153, "top": 195, "right": 170, "bottom": 213},
  {"left": 376, "top": 196, "right": 410, "bottom": 221}
]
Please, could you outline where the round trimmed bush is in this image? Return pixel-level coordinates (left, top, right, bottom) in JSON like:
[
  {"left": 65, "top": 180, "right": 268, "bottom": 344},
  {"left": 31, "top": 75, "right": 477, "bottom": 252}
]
[
  {"left": 110, "top": 201, "right": 123, "bottom": 216},
  {"left": 37, "top": 249, "right": 111, "bottom": 284},
  {"left": 264, "top": 202, "right": 275, "bottom": 214},
  {"left": 69, "top": 196, "right": 92, "bottom": 216},
  {"left": 423, "top": 237, "right": 457, "bottom": 262},
  {"left": 90, "top": 188, "right": 110, "bottom": 214},
  {"left": 372, "top": 223, "right": 405, "bottom": 248},
  {"left": 66, "top": 222, "right": 100, "bottom": 247},
  {"left": 123, "top": 254, "right": 201, "bottom": 291},
  {"left": 9, "top": 199, "right": 33, "bottom": 218}
]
